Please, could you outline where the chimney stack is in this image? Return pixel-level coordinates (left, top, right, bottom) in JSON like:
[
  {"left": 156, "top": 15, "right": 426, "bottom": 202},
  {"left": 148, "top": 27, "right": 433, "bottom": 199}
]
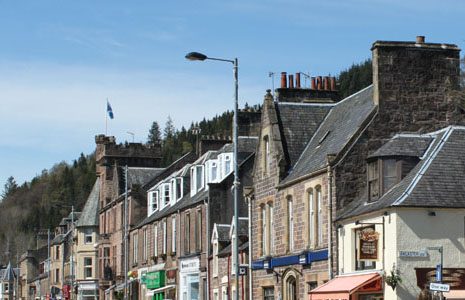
[
  {"left": 311, "top": 77, "right": 316, "bottom": 90},
  {"left": 330, "top": 77, "right": 336, "bottom": 91},
  {"left": 281, "top": 72, "right": 287, "bottom": 88},
  {"left": 324, "top": 76, "right": 330, "bottom": 90},
  {"left": 295, "top": 73, "right": 301, "bottom": 88},
  {"left": 416, "top": 35, "right": 425, "bottom": 44},
  {"left": 288, "top": 74, "right": 294, "bottom": 88},
  {"left": 317, "top": 76, "right": 322, "bottom": 90}
]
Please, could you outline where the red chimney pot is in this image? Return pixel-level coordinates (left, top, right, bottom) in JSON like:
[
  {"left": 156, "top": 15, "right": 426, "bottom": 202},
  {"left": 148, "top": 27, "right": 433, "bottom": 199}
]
[
  {"left": 281, "top": 72, "right": 287, "bottom": 88},
  {"left": 288, "top": 74, "right": 294, "bottom": 88}
]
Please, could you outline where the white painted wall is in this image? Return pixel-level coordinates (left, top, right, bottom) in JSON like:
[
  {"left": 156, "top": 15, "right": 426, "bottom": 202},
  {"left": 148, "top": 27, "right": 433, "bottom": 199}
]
[
  {"left": 395, "top": 208, "right": 465, "bottom": 299},
  {"left": 338, "top": 208, "right": 465, "bottom": 300}
]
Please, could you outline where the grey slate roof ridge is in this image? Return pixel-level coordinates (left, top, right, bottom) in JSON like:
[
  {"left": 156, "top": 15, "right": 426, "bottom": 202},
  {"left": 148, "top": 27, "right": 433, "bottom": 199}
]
[
  {"left": 280, "top": 85, "right": 375, "bottom": 186},
  {"left": 76, "top": 178, "right": 100, "bottom": 227},
  {"left": 338, "top": 126, "right": 465, "bottom": 220}
]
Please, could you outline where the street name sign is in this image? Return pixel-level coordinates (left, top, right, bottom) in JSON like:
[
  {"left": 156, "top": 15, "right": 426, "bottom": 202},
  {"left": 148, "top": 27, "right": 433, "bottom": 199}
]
[{"left": 430, "top": 283, "right": 450, "bottom": 292}]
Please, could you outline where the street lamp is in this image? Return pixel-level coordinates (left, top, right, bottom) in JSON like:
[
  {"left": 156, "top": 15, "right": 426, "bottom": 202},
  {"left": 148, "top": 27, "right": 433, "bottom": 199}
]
[{"left": 186, "top": 51, "right": 240, "bottom": 300}]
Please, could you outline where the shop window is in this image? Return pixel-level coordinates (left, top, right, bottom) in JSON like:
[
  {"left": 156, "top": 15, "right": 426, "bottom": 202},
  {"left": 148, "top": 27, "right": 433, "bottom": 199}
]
[{"left": 263, "top": 287, "right": 274, "bottom": 300}]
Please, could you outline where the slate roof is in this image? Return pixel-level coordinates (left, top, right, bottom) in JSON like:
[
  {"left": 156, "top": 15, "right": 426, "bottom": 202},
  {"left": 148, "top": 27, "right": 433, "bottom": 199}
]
[
  {"left": 281, "top": 85, "right": 375, "bottom": 185},
  {"left": 340, "top": 126, "right": 465, "bottom": 219},
  {"left": 0, "top": 263, "right": 18, "bottom": 281},
  {"left": 76, "top": 178, "right": 100, "bottom": 227},
  {"left": 218, "top": 241, "right": 249, "bottom": 257},
  {"left": 368, "top": 135, "right": 433, "bottom": 159},
  {"left": 52, "top": 233, "right": 66, "bottom": 245},
  {"left": 276, "top": 102, "right": 332, "bottom": 167},
  {"left": 127, "top": 167, "right": 165, "bottom": 187},
  {"left": 59, "top": 212, "right": 81, "bottom": 226}
]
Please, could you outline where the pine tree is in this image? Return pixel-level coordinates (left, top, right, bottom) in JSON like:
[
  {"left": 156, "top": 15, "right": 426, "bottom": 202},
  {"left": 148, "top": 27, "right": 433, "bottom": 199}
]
[
  {"left": 147, "top": 121, "right": 162, "bottom": 145},
  {"left": 1, "top": 176, "right": 18, "bottom": 200}
]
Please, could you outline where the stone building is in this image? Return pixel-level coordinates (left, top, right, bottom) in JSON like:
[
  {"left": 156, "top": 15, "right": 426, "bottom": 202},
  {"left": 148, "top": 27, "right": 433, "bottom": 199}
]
[
  {"left": 331, "top": 126, "right": 465, "bottom": 300},
  {"left": 95, "top": 135, "right": 164, "bottom": 299},
  {"left": 251, "top": 36, "right": 464, "bottom": 300},
  {"left": 75, "top": 179, "right": 100, "bottom": 300}
]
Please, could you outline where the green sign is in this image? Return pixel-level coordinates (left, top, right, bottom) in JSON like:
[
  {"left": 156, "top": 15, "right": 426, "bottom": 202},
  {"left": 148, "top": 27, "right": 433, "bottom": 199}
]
[{"left": 146, "top": 270, "right": 165, "bottom": 289}]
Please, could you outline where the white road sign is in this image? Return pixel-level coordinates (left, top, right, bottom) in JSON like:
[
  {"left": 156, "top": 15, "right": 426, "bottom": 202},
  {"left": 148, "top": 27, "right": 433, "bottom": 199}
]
[{"left": 430, "top": 283, "right": 450, "bottom": 292}]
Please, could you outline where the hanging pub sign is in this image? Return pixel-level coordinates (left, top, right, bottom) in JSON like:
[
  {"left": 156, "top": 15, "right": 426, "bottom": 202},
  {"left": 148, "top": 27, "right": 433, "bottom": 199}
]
[{"left": 358, "top": 227, "right": 379, "bottom": 260}]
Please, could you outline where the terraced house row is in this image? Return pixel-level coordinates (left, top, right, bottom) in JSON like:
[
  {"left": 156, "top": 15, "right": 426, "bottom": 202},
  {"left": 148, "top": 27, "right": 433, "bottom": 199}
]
[{"left": 15, "top": 35, "right": 465, "bottom": 300}]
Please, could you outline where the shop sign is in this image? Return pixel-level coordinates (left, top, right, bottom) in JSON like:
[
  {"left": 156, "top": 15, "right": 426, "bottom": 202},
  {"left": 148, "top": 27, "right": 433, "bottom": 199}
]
[
  {"left": 416, "top": 268, "right": 465, "bottom": 290},
  {"left": 146, "top": 270, "right": 165, "bottom": 290},
  {"left": 179, "top": 257, "right": 199, "bottom": 273},
  {"left": 358, "top": 227, "right": 379, "bottom": 260},
  {"left": 399, "top": 250, "right": 428, "bottom": 258}
]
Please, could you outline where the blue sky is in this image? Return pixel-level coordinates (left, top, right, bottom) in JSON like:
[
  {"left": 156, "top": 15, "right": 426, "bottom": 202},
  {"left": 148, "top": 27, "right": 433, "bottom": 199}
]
[{"left": 1, "top": 0, "right": 465, "bottom": 186}]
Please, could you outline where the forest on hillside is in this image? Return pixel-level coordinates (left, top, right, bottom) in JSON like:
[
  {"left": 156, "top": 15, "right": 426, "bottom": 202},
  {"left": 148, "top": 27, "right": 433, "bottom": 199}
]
[{"left": 0, "top": 60, "right": 374, "bottom": 265}]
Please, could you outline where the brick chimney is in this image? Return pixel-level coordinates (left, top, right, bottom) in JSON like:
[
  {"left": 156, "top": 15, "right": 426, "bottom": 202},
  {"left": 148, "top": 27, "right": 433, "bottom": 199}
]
[
  {"left": 275, "top": 72, "right": 339, "bottom": 103},
  {"left": 372, "top": 36, "right": 462, "bottom": 132}
]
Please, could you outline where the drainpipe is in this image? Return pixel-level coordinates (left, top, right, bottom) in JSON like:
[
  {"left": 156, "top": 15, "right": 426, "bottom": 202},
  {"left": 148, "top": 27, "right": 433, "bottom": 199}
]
[
  {"left": 247, "top": 195, "right": 253, "bottom": 300},
  {"left": 326, "top": 160, "right": 334, "bottom": 280},
  {"left": 205, "top": 198, "right": 210, "bottom": 300}
]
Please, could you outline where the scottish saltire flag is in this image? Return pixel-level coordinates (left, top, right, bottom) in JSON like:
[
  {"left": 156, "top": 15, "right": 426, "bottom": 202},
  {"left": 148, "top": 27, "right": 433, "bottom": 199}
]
[{"left": 107, "top": 101, "right": 114, "bottom": 119}]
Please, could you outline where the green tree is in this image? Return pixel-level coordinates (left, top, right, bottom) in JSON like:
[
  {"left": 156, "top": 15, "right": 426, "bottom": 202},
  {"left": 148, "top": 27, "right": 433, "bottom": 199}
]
[
  {"left": 337, "top": 59, "right": 372, "bottom": 99},
  {"left": 147, "top": 121, "right": 162, "bottom": 145},
  {"left": 1, "top": 176, "right": 18, "bottom": 200}
]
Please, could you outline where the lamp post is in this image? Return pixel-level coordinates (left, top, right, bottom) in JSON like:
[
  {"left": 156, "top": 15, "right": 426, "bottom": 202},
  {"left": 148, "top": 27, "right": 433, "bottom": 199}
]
[{"left": 186, "top": 52, "right": 240, "bottom": 300}]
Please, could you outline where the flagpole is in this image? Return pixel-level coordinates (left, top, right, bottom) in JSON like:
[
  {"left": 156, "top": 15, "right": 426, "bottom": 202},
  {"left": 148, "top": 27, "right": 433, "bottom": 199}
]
[{"left": 105, "top": 98, "right": 108, "bottom": 135}]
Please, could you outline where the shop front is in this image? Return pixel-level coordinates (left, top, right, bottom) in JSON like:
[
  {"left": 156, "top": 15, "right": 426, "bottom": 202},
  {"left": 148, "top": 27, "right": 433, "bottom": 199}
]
[
  {"left": 179, "top": 257, "right": 200, "bottom": 300},
  {"left": 145, "top": 270, "right": 166, "bottom": 300},
  {"left": 77, "top": 281, "right": 99, "bottom": 300},
  {"left": 309, "top": 272, "right": 383, "bottom": 300}
]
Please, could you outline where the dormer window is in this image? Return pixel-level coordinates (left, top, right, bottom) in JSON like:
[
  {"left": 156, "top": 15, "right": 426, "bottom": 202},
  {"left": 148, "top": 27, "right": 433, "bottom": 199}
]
[
  {"left": 211, "top": 162, "right": 218, "bottom": 182},
  {"left": 163, "top": 183, "right": 171, "bottom": 206},
  {"left": 196, "top": 165, "right": 204, "bottom": 191},
  {"left": 151, "top": 191, "right": 159, "bottom": 212},
  {"left": 171, "top": 178, "right": 183, "bottom": 202},
  {"left": 224, "top": 155, "right": 232, "bottom": 176},
  {"left": 367, "top": 158, "right": 401, "bottom": 202}
]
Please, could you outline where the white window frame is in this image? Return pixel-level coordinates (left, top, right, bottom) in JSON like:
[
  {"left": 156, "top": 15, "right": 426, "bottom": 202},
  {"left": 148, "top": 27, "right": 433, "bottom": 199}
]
[
  {"left": 84, "top": 228, "right": 93, "bottom": 244},
  {"left": 162, "top": 183, "right": 171, "bottom": 207},
  {"left": 224, "top": 154, "right": 232, "bottom": 178},
  {"left": 84, "top": 257, "right": 92, "bottom": 279},
  {"left": 150, "top": 190, "right": 159, "bottom": 214},
  {"left": 210, "top": 160, "right": 218, "bottom": 183},
  {"left": 196, "top": 165, "right": 205, "bottom": 192}
]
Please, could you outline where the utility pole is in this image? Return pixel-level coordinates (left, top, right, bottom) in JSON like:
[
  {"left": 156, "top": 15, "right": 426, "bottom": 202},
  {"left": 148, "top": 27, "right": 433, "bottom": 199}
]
[{"left": 124, "top": 165, "right": 129, "bottom": 300}]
